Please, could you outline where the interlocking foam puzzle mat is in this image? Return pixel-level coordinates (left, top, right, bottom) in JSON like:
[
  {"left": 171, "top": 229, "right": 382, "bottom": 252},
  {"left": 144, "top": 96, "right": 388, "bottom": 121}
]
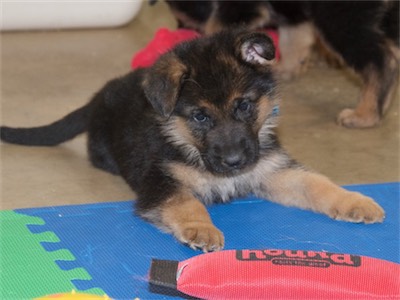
[{"left": 1, "top": 182, "right": 399, "bottom": 299}]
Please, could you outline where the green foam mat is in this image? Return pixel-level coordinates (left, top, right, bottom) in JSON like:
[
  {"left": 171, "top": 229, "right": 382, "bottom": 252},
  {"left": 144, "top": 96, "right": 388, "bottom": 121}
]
[{"left": 0, "top": 210, "right": 102, "bottom": 299}]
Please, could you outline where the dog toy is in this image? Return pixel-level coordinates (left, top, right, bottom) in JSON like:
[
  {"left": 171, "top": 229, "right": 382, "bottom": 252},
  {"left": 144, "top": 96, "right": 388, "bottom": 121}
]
[
  {"left": 131, "top": 28, "right": 200, "bottom": 69},
  {"left": 131, "top": 28, "right": 279, "bottom": 69},
  {"left": 35, "top": 290, "right": 111, "bottom": 299},
  {"left": 149, "top": 249, "right": 399, "bottom": 299}
]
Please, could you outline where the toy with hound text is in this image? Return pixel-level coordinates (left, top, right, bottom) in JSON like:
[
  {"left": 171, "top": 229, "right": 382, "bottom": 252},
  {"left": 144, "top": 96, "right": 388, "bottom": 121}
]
[{"left": 149, "top": 249, "right": 399, "bottom": 299}]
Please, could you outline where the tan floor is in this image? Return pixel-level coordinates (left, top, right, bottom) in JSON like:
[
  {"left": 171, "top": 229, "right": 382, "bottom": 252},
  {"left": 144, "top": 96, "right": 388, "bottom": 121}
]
[{"left": 1, "top": 2, "right": 399, "bottom": 210}]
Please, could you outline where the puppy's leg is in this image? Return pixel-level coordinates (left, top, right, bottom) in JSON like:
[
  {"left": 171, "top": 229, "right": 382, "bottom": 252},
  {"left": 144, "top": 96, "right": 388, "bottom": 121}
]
[
  {"left": 141, "top": 189, "right": 224, "bottom": 252},
  {"left": 88, "top": 136, "right": 120, "bottom": 175},
  {"left": 275, "top": 22, "right": 315, "bottom": 80},
  {"left": 263, "top": 168, "right": 385, "bottom": 223},
  {"left": 162, "top": 191, "right": 224, "bottom": 252}
]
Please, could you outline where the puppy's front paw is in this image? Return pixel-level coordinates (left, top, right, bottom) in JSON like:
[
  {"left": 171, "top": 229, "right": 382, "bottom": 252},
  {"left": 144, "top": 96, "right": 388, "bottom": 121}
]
[
  {"left": 329, "top": 192, "right": 385, "bottom": 224},
  {"left": 176, "top": 222, "right": 225, "bottom": 252}
]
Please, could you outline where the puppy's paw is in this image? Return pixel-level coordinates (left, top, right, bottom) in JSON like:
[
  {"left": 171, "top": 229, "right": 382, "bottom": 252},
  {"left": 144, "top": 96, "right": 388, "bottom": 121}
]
[
  {"left": 328, "top": 192, "right": 385, "bottom": 224},
  {"left": 176, "top": 222, "right": 225, "bottom": 252},
  {"left": 337, "top": 108, "right": 380, "bottom": 128}
]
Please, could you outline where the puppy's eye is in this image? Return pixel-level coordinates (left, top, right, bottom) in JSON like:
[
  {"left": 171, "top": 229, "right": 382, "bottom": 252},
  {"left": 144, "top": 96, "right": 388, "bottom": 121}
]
[
  {"left": 237, "top": 100, "right": 251, "bottom": 112},
  {"left": 192, "top": 112, "right": 209, "bottom": 123}
]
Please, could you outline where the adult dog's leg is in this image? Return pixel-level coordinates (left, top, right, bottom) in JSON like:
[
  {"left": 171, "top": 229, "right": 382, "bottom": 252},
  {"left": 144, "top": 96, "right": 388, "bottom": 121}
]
[
  {"left": 276, "top": 22, "right": 315, "bottom": 80},
  {"left": 312, "top": 2, "right": 399, "bottom": 128},
  {"left": 337, "top": 45, "right": 399, "bottom": 128},
  {"left": 262, "top": 168, "right": 385, "bottom": 223}
]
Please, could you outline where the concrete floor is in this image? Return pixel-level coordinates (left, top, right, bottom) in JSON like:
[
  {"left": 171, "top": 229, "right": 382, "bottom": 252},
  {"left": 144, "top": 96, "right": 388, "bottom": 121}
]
[{"left": 1, "top": 2, "right": 399, "bottom": 210}]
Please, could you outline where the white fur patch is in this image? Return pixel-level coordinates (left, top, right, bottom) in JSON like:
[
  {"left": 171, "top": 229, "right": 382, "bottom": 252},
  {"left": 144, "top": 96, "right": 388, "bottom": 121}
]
[{"left": 167, "top": 151, "right": 291, "bottom": 205}]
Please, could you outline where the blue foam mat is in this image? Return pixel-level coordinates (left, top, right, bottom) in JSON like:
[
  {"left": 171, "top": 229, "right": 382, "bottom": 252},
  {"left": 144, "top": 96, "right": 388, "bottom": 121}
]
[{"left": 16, "top": 182, "right": 399, "bottom": 299}]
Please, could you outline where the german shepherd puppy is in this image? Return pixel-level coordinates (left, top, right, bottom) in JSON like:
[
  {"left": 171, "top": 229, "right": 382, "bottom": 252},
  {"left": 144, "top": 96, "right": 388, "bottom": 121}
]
[
  {"left": 160, "top": 0, "right": 400, "bottom": 128},
  {"left": 1, "top": 30, "right": 384, "bottom": 252}
]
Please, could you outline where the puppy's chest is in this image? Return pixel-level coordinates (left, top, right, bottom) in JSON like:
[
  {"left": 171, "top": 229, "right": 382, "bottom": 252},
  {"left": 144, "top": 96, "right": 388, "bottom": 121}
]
[
  {"left": 195, "top": 174, "right": 254, "bottom": 204},
  {"left": 167, "top": 160, "right": 278, "bottom": 205}
]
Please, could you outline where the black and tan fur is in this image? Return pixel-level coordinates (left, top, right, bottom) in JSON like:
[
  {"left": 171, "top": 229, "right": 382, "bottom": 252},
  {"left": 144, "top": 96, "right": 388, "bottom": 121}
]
[
  {"left": 1, "top": 30, "right": 384, "bottom": 251},
  {"left": 159, "top": 0, "right": 400, "bottom": 128}
]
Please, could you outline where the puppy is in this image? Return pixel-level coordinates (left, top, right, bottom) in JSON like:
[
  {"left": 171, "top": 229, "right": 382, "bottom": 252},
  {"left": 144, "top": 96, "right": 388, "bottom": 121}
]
[
  {"left": 160, "top": 0, "right": 400, "bottom": 128},
  {"left": 1, "top": 30, "right": 384, "bottom": 252}
]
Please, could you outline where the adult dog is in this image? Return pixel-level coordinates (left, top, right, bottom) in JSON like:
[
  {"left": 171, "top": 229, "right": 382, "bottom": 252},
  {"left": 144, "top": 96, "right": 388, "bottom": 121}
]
[
  {"left": 160, "top": 0, "right": 400, "bottom": 128},
  {"left": 1, "top": 30, "right": 384, "bottom": 252}
]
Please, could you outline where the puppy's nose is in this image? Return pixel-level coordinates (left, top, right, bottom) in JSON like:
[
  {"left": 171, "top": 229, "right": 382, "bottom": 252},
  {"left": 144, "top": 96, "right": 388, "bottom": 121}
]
[{"left": 222, "top": 153, "right": 244, "bottom": 169}]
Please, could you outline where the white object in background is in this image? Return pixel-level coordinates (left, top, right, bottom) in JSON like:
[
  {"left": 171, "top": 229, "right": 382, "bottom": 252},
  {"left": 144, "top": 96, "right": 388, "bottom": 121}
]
[{"left": 1, "top": 0, "right": 143, "bottom": 31}]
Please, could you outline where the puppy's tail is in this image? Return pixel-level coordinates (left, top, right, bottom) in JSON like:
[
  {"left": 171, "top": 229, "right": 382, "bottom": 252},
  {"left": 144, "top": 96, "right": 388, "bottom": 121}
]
[{"left": 1, "top": 103, "right": 91, "bottom": 146}]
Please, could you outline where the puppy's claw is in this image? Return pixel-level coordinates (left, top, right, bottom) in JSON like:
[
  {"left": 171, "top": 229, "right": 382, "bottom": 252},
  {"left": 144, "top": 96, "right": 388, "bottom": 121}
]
[
  {"left": 328, "top": 192, "right": 385, "bottom": 224},
  {"left": 178, "top": 223, "right": 225, "bottom": 252}
]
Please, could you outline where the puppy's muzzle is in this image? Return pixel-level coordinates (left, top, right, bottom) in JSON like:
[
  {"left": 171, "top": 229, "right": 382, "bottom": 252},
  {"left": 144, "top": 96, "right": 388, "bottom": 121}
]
[{"left": 205, "top": 125, "right": 259, "bottom": 174}]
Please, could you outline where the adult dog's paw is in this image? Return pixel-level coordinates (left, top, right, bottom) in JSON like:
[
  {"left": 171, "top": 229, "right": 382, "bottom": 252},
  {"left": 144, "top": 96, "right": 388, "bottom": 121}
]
[{"left": 337, "top": 108, "right": 380, "bottom": 128}]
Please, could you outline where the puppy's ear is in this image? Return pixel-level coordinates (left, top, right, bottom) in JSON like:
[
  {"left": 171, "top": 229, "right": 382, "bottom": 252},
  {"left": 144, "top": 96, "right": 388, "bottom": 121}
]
[
  {"left": 142, "top": 53, "right": 188, "bottom": 117},
  {"left": 237, "top": 32, "right": 275, "bottom": 66}
]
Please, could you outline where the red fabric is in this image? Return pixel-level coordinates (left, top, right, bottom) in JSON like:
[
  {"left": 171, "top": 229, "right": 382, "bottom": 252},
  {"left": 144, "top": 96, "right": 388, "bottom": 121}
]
[
  {"left": 176, "top": 249, "right": 400, "bottom": 299},
  {"left": 131, "top": 28, "right": 200, "bottom": 69},
  {"left": 263, "top": 29, "right": 280, "bottom": 60},
  {"left": 131, "top": 28, "right": 280, "bottom": 69}
]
